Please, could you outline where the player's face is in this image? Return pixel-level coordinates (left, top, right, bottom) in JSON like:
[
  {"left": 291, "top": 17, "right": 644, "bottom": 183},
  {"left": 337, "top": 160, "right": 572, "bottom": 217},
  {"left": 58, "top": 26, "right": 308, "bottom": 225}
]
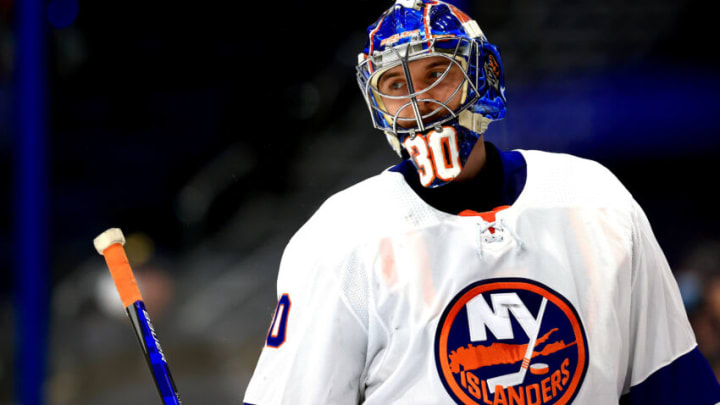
[{"left": 377, "top": 56, "right": 465, "bottom": 129}]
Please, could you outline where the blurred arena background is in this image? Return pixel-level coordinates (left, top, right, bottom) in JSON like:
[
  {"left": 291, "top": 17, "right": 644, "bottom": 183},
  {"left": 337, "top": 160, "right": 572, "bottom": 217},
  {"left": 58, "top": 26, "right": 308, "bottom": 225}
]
[{"left": 1, "top": 0, "right": 720, "bottom": 403}]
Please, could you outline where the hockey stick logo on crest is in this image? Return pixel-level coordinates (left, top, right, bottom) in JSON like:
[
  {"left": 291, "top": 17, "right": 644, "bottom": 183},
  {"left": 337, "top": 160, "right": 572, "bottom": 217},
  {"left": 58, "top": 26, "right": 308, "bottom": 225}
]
[{"left": 434, "top": 278, "right": 588, "bottom": 405}]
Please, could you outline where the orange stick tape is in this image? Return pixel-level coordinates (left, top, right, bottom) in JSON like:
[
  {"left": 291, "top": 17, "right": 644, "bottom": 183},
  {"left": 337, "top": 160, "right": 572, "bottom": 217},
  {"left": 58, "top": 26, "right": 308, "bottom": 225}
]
[{"left": 103, "top": 243, "right": 143, "bottom": 308}]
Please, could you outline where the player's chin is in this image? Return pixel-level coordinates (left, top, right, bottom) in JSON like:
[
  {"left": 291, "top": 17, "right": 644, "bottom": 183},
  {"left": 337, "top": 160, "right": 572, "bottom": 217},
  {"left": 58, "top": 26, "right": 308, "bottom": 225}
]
[{"left": 395, "top": 113, "right": 453, "bottom": 131}]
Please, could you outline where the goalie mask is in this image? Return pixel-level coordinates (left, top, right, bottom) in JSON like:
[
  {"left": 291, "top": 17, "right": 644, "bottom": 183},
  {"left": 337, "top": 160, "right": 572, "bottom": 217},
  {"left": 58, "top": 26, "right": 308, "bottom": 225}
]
[{"left": 357, "top": 0, "right": 506, "bottom": 188}]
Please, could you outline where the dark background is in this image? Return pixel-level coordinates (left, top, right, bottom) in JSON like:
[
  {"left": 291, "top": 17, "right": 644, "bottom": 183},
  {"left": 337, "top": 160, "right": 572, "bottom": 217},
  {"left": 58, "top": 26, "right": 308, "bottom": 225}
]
[{"left": 2, "top": 0, "right": 719, "bottom": 403}]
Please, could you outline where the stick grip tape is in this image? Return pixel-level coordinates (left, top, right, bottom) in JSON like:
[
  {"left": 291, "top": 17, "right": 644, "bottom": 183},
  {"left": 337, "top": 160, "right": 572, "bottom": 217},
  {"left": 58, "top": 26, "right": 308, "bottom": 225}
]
[{"left": 103, "top": 243, "right": 143, "bottom": 308}]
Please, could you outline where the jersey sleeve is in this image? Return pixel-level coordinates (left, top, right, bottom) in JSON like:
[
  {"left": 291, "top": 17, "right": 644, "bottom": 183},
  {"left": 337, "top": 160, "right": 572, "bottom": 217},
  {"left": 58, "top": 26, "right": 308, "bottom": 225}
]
[
  {"left": 619, "top": 200, "right": 720, "bottom": 404},
  {"left": 243, "top": 215, "right": 369, "bottom": 405}
]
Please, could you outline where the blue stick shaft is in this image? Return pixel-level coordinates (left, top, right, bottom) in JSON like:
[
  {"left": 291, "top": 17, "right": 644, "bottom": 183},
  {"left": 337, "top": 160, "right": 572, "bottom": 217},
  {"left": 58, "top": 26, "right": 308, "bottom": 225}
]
[{"left": 126, "top": 301, "right": 182, "bottom": 405}]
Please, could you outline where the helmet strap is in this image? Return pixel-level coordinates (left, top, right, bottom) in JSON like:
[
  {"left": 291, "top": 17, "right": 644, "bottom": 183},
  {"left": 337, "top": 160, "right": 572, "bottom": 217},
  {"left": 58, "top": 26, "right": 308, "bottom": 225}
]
[
  {"left": 384, "top": 131, "right": 404, "bottom": 157},
  {"left": 458, "top": 110, "right": 491, "bottom": 136}
]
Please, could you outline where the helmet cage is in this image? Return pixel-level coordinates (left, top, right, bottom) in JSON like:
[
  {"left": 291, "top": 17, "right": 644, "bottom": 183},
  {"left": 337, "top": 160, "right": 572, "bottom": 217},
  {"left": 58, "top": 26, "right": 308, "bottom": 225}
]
[{"left": 357, "top": 36, "right": 482, "bottom": 137}]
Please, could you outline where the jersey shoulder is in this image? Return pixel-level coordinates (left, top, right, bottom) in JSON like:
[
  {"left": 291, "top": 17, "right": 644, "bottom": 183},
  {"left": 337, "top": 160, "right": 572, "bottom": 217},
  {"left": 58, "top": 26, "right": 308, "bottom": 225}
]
[
  {"left": 518, "top": 149, "right": 635, "bottom": 210},
  {"left": 288, "top": 168, "right": 441, "bottom": 251},
  {"left": 277, "top": 170, "right": 426, "bottom": 286},
  {"left": 291, "top": 171, "right": 402, "bottom": 243}
]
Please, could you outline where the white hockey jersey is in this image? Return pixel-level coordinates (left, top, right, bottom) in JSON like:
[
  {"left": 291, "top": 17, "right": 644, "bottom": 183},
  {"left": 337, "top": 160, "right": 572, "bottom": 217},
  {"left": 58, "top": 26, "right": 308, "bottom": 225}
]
[{"left": 244, "top": 150, "right": 720, "bottom": 404}]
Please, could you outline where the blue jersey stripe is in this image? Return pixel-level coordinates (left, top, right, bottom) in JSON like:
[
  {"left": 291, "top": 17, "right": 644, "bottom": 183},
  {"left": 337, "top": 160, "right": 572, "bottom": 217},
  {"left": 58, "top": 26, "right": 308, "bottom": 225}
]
[{"left": 619, "top": 346, "right": 720, "bottom": 404}]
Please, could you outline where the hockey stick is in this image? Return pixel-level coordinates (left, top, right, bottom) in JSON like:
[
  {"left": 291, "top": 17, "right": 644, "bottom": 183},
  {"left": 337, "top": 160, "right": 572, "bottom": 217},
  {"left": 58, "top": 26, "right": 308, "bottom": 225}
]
[
  {"left": 94, "top": 228, "right": 182, "bottom": 405},
  {"left": 486, "top": 297, "right": 548, "bottom": 394}
]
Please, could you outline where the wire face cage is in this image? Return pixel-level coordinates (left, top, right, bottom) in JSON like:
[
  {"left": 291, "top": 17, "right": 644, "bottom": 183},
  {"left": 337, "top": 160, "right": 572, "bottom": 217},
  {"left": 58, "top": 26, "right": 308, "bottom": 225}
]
[
  {"left": 357, "top": 36, "right": 481, "bottom": 136},
  {"left": 355, "top": 0, "right": 507, "bottom": 187}
]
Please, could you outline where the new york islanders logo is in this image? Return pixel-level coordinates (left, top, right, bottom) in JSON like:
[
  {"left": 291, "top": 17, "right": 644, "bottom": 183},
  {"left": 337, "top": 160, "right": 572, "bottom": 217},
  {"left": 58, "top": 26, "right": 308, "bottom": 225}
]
[{"left": 435, "top": 278, "right": 588, "bottom": 405}]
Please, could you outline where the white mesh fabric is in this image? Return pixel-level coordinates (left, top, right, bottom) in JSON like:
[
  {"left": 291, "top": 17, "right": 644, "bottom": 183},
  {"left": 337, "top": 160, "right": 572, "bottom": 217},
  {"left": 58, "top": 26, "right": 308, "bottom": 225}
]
[
  {"left": 341, "top": 250, "right": 370, "bottom": 332},
  {"left": 381, "top": 170, "right": 444, "bottom": 230}
]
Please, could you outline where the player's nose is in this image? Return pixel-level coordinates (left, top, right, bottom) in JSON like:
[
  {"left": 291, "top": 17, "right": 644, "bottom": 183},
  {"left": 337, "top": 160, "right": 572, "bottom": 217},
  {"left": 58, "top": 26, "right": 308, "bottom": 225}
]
[
  {"left": 415, "top": 93, "right": 447, "bottom": 122},
  {"left": 416, "top": 100, "right": 435, "bottom": 120}
]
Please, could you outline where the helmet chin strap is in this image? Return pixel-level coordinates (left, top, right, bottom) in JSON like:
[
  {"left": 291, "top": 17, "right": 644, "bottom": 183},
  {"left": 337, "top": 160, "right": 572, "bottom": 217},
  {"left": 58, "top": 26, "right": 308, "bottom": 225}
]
[
  {"left": 458, "top": 109, "right": 492, "bottom": 137},
  {"left": 384, "top": 130, "right": 404, "bottom": 157}
]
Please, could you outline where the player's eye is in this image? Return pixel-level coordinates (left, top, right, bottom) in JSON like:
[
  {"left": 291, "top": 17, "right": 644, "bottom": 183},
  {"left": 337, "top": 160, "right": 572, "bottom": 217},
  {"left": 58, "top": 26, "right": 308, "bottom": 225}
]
[
  {"left": 390, "top": 81, "right": 406, "bottom": 90},
  {"left": 380, "top": 79, "right": 407, "bottom": 94}
]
